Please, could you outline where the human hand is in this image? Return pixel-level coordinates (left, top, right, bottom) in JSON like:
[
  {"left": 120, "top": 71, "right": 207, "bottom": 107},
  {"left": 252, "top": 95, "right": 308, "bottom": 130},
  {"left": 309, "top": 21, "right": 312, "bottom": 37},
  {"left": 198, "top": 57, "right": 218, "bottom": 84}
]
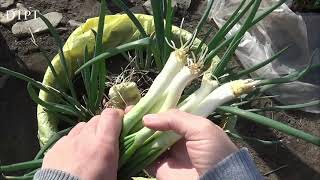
[
  {"left": 42, "top": 108, "right": 124, "bottom": 180},
  {"left": 143, "top": 109, "right": 238, "bottom": 180}
]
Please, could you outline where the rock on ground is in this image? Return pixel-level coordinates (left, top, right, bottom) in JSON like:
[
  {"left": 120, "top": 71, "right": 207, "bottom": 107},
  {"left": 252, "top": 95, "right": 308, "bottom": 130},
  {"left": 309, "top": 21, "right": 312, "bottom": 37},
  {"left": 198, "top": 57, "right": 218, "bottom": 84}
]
[
  {"left": 68, "top": 19, "right": 82, "bottom": 27},
  {"left": 143, "top": 0, "right": 191, "bottom": 14},
  {"left": 23, "top": 52, "right": 50, "bottom": 74},
  {"left": 11, "top": 12, "right": 63, "bottom": 36},
  {"left": 177, "top": 0, "right": 192, "bottom": 10},
  {"left": 143, "top": 0, "right": 152, "bottom": 14},
  {"left": 0, "top": 3, "right": 29, "bottom": 25},
  {"left": 0, "top": 0, "right": 15, "bottom": 9}
]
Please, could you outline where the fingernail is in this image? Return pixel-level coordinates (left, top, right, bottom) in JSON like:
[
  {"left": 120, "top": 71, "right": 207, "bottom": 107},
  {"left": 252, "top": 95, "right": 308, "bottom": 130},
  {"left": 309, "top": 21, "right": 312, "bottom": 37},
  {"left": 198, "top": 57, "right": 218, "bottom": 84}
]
[{"left": 143, "top": 114, "right": 157, "bottom": 123}]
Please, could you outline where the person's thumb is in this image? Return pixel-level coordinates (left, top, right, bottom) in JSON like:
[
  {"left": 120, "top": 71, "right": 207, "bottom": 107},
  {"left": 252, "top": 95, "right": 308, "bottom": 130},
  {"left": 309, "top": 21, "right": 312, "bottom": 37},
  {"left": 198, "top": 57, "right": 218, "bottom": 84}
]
[
  {"left": 97, "top": 108, "right": 124, "bottom": 144},
  {"left": 143, "top": 109, "right": 218, "bottom": 139}
]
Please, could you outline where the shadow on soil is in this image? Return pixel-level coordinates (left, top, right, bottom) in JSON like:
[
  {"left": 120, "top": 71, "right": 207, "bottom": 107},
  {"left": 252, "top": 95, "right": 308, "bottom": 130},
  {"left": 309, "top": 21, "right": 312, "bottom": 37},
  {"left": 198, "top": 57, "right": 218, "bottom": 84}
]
[
  {"left": 237, "top": 120, "right": 320, "bottom": 180},
  {"left": 0, "top": 33, "right": 40, "bottom": 166}
]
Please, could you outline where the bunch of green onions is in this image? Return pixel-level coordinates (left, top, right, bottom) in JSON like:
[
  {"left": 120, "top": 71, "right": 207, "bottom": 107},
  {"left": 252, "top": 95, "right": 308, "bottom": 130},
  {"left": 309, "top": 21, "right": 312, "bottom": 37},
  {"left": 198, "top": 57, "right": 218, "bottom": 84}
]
[{"left": 1, "top": 0, "right": 320, "bottom": 179}]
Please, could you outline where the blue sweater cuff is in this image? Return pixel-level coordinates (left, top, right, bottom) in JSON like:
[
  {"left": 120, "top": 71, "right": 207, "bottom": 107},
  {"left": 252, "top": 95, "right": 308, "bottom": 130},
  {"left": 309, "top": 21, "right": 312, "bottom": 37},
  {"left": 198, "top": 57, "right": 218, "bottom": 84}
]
[
  {"left": 200, "top": 148, "right": 264, "bottom": 180},
  {"left": 34, "top": 169, "right": 80, "bottom": 180}
]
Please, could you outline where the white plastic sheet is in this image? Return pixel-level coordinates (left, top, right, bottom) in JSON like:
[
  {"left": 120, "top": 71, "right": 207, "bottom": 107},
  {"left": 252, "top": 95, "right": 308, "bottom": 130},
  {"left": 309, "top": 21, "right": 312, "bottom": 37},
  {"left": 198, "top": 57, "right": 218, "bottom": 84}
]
[{"left": 208, "top": 0, "right": 320, "bottom": 113}]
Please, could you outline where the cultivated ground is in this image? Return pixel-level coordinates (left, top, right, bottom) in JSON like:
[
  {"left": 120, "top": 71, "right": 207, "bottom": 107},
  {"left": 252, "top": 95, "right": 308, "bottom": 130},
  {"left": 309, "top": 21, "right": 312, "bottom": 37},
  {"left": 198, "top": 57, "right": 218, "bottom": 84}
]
[{"left": 0, "top": 0, "right": 319, "bottom": 179}]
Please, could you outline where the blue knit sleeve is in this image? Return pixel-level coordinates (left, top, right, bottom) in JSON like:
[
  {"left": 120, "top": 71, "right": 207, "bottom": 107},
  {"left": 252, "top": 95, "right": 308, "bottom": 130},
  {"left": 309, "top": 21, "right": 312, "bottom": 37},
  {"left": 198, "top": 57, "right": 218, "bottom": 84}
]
[
  {"left": 34, "top": 169, "right": 80, "bottom": 180},
  {"left": 200, "top": 148, "right": 264, "bottom": 180},
  {"left": 34, "top": 148, "right": 262, "bottom": 180}
]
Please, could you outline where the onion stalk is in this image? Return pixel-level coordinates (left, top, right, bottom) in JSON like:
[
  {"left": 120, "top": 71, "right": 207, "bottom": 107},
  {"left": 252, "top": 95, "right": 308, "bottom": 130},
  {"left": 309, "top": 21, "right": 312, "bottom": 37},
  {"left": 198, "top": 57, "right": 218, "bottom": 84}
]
[
  {"left": 192, "top": 79, "right": 260, "bottom": 116},
  {"left": 120, "top": 51, "right": 205, "bottom": 166},
  {"left": 120, "top": 30, "right": 200, "bottom": 138},
  {"left": 121, "top": 47, "right": 188, "bottom": 138},
  {"left": 120, "top": 79, "right": 259, "bottom": 176}
]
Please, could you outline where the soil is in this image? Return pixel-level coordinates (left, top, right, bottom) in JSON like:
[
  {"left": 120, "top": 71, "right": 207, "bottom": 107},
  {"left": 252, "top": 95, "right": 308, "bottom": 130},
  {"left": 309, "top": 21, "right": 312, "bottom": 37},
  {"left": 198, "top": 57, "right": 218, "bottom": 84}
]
[
  {"left": 292, "top": 0, "right": 320, "bottom": 12},
  {"left": 0, "top": 0, "right": 319, "bottom": 180}
]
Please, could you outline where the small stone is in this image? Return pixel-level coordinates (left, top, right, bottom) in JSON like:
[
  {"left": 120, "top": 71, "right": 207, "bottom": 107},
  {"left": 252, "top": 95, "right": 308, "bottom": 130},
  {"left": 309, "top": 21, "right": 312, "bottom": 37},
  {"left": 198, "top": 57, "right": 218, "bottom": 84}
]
[
  {"left": 143, "top": 0, "right": 152, "bottom": 15},
  {"left": 68, "top": 19, "right": 82, "bottom": 27},
  {"left": 23, "top": 53, "right": 49, "bottom": 74},
  {"left": 16, "top": 3, "right": 27, "bottom": 10},
  {"left": 193, "top": 0, "right": 208, "bottom": 15},
  {"left": 56, "top": 27, "right": 68, "bottom": 33},
  {"left": 0, "top": 0, "right": 15, "bottom": 9},
  {"left": 11, "top": 12, "right": 63, "bottom": 37},
  {"left": 143, "top": 0, "right": 190, "bottom": 14},
  {"left": 0, "top": 3, "right": 29, "bottom": 25},
  {"left": 177, "top": 0, "right": 191, "bottom": 10}
]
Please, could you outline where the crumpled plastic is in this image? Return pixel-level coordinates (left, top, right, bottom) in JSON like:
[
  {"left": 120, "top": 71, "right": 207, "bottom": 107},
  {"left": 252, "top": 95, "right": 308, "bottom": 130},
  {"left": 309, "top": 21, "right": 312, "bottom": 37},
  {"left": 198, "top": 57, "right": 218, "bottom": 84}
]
[
  {"left": 37, "top": 14, "right": 206, "bottom": 147},
  {"left": 208, "top": 0, "right": 320, "bottom": 113}
]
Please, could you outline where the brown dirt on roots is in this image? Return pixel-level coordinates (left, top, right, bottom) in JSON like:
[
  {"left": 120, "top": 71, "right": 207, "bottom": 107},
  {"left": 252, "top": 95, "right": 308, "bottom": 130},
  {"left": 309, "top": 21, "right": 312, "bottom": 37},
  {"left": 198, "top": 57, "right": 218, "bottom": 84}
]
[{"left": 0, "top": 0, "right": 319, "bottom": 179}]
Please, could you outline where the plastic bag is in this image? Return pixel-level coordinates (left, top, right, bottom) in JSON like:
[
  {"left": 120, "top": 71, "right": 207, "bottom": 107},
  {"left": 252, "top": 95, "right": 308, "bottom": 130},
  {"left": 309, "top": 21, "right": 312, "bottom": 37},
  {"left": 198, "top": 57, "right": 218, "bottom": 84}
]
[{"left": 207, "top": 0, "right": 320, "bottom": 113}]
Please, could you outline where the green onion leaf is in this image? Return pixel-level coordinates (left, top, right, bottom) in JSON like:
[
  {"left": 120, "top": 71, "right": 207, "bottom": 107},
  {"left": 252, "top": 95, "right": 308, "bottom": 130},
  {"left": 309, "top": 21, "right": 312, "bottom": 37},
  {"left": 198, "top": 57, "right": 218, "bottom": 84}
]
[
  {"left": 34, "top": 128, "right": 71, "bottom": 160},
  {"left": 27, "top": 83, "right": 80, "bottom": 117},
  {"left": 258, "top": 49, "right": 318, "bottom": 86},
  {"left": 226, "top": 131, "right": 282, "bottom": 145},
  {"left": 234, "top": 45, "right": 291, "bottom": 79},
  {"left": 213, "top": 0, "right": 263, "bottom": 77},
  {"left": 195, "top": 26, "right": 214, "bottom": 55},
  {"left": 38, "top": 14, "right": 78, "bottom": 101},
  {"left": 3, "top": 175, "right": 34, "bottom": 180},
  {"left": 0, "top": 67, "right": 86, "bottom": 115},
  {"left": 218, "top": 106, "right": 320, "bottom": 146},
  {"left": 95, "top": 0, "right": 107, "bottom": 109},
  {"left": 207, "top": 0, "right": 251, "bottom": 51},
  {"left": 164, "top": 0, "right": 174, "bottom": 60},
  {"left": 76, "top": 37, "right": 151, "bottom": 73},
  {"left": 247, "top": 100, "right": 320, "bottom": 112},
  {"left": 252, "top": 0, "right": 287, "bottom": 25},
  {"left": 151, "top": 0, "right": 165, "bottom": 67},
  {"left": 194, "top": 0, "right": 215, "bottom": 37},
  {"left": 0, "top": 159, "right": 43, "bottom": 173},
  {"left": 111, "top": 0, "right": 147, "bottom": 37}
]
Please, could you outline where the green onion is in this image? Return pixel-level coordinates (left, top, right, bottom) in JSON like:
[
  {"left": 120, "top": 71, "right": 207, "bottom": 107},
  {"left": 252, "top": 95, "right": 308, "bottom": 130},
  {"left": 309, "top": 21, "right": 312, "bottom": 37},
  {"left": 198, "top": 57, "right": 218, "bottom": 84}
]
[
  {"left": 120, "top": 51, "right": 185, "bottom": 137},
  {"left": 34, "top": 128, "right": 71, "bottom": 160},
  {"left": 120, "top": 78, "right": 260, "bottom": 176},
  {"left": 94, "top": 0, "right": 107, "bottom": 110},
  {"left": 2, "top": 175, "right": 34, "bottom": 180},
  {"left": 111, "top": 0, "right": 148, "bottom": 37},
  {"left": 76, "top": 38, "right": 151, "bottom": 73},
  {"left": 207, "top": 0, "right": 252, "bottom": 51},
  {"left": 38, "top": 14, "right": 78, "bottom": 101},
  {"left": 247, "top": 100, "right": 320, "bottom": 112},
  {"left": 120, "top": 57, "right": 204, "bottom": 166},
  {"left": 213, "top": 0, "right": 263, "bottom": 77},
  {"left": 232, "top": 45, "right": 291, "bottom": 79},
  {"left": 218, "top": 106, "right": 320, "bottom": 146},
  {"left": 226, "top": 130, "right": 282, "bottom": 145},
  {"left": 151, "top": 0, "right": 165, "bottom": 67},
  {"left": 0, "top": 159, "right": 43, "bottom": 173},
  {"left": 164, "top": 0, "right": 174, "bottom": 60}
]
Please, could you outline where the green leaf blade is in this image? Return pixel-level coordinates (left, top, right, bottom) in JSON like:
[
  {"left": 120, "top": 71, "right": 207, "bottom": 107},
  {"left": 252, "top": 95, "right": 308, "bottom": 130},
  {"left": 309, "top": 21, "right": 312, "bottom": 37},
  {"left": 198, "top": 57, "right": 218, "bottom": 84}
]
[
  {"left": 76, "top": 38, "right": 151, "bottom": 73},
  {"left": 218, "top": 106, "right": 320, "bottom": 146}
]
